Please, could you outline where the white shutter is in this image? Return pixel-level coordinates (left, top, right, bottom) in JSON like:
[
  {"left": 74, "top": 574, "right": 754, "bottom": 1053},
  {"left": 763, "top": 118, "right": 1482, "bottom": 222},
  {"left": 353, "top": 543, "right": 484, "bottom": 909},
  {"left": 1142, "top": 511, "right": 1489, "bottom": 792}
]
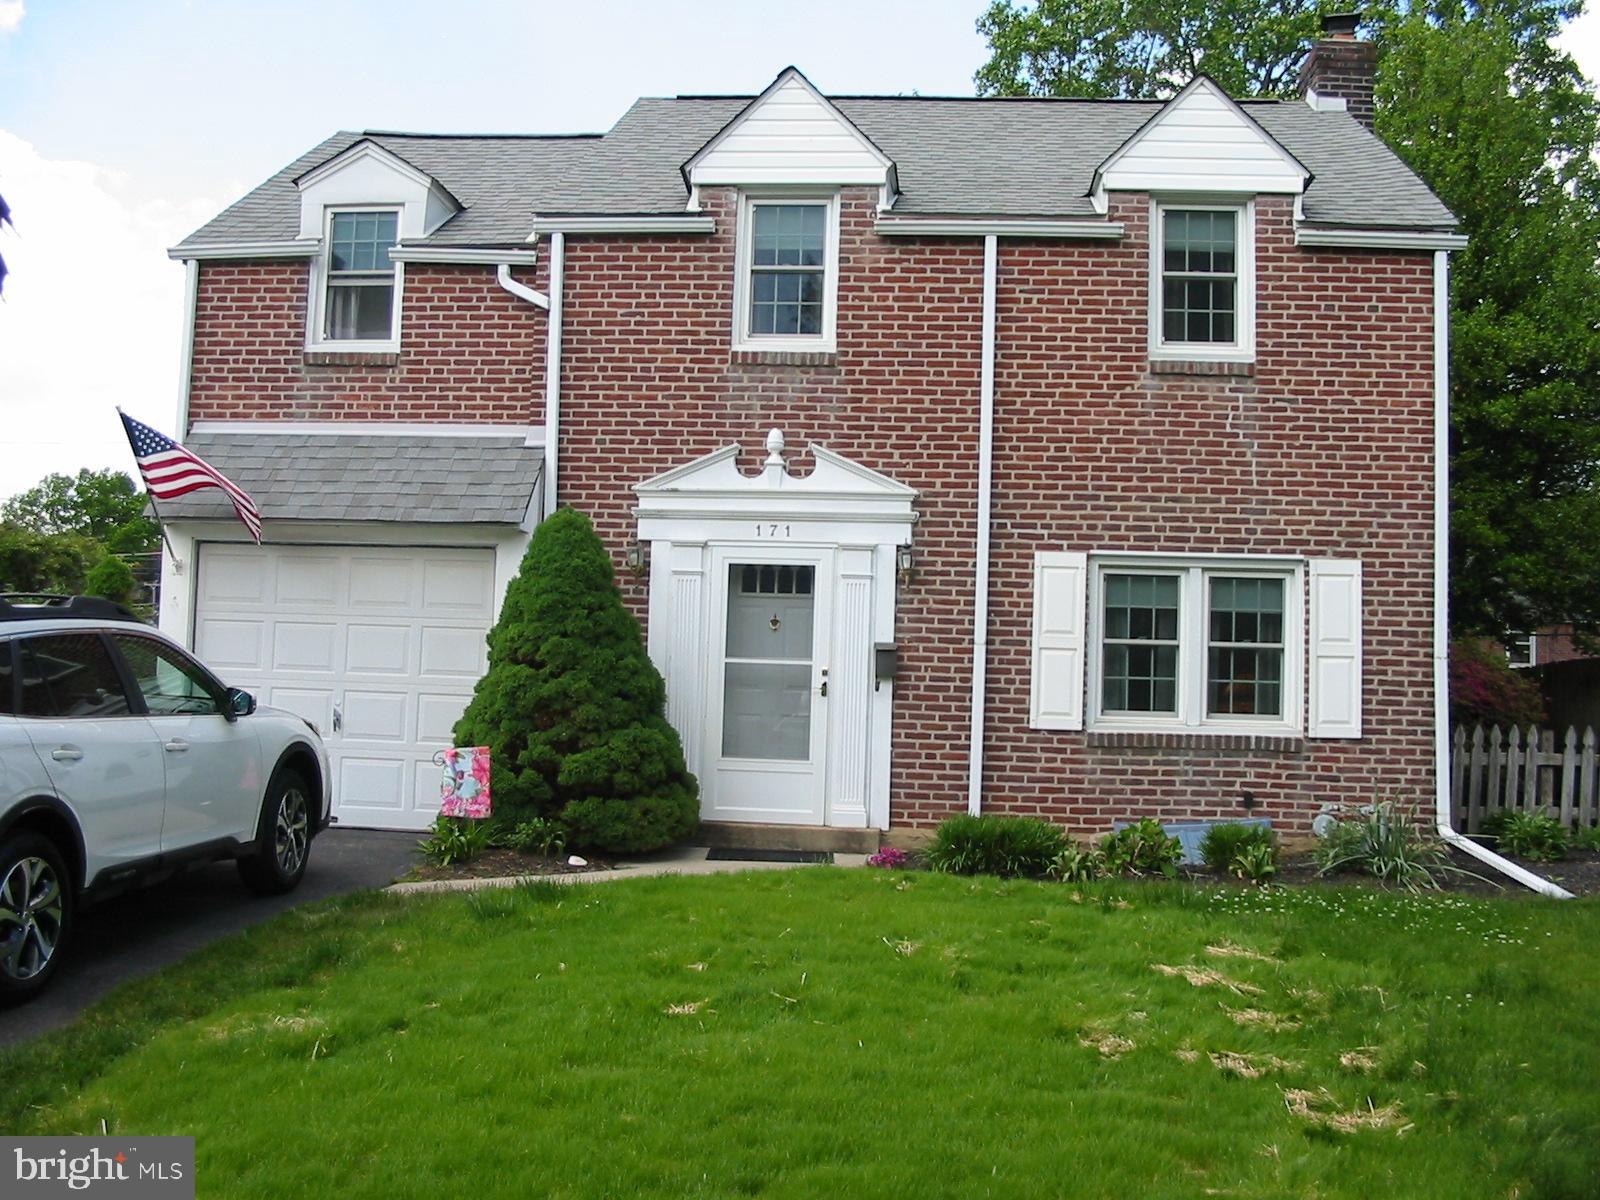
[
  {"left": 1030, "top": 551, "right": 1088, "bottom": 731},
  {"left": 1308, "top": 558, "right": 1362, "bottom": 739}
]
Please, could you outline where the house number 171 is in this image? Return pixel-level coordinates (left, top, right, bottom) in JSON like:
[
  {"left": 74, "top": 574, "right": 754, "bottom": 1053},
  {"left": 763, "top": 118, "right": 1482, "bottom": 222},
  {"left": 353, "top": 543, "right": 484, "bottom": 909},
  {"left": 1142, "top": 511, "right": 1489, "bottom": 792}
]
[{"left": 756, "top": 524, "right": 792, "bottom": 537}]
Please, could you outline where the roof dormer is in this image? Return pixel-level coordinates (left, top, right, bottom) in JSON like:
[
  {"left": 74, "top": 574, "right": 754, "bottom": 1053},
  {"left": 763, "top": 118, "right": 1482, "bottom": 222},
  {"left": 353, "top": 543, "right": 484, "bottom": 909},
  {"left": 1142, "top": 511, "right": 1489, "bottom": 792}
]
[
  {"left": 294, "top": 138, "right": 461, "bottom": 241},
  {"left": 1091, "top": 76, "right": 1309, "bottom": 212},
  {"left": 683, "top": 67, "right": 898, "bottom": 204}
]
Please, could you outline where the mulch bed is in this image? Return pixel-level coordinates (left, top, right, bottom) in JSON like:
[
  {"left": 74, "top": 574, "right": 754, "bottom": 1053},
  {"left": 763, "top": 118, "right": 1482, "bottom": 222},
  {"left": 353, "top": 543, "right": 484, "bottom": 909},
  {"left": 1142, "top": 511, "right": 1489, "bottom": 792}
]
[{"left": 406, "top": 848, "right": 614, "bottom": 882}]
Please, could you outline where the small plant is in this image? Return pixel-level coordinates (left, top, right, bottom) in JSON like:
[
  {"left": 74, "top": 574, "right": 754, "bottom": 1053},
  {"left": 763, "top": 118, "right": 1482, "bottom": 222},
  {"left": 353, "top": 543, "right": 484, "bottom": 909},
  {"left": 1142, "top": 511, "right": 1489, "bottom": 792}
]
[
  {"left": 1572, "top": 825, "right": 1600, "bottom": 852},
  {"left": 1049, "top": 840, "right": 1107, "bottom": 882},
  {"left": 1198, "top": 823, "right": 1276, "bottom": 874},
  {"left": 1229, "top": 840, "right": 1278, "bottom": 884},
  {"left": 924, "top": 815, "right": 1067, "bottom": 879},
  {"left": 866, "top": 846, "right": 909, "bottom": 869},
  {"left": 1492, "top": 811, "right": 1569, "bottom": 862},
  {"left": 418, "top": 815, "right": 493, "bottom": 867},
  {"left": 1099, "top": 818, "right": 1183, "bottom": 878},
  {"left": 1315, "top": 800, "right": 1473, "bottom": 893},
  {"left": 503, "top": 817, "right": 569, "bottom": 858}
]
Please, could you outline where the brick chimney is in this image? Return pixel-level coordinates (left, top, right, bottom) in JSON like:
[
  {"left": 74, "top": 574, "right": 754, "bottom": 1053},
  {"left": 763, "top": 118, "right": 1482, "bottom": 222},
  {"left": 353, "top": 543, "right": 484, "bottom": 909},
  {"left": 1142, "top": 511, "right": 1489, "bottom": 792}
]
[{"left": 1300, "top": 12, "right": 1376, "bottom": 129}]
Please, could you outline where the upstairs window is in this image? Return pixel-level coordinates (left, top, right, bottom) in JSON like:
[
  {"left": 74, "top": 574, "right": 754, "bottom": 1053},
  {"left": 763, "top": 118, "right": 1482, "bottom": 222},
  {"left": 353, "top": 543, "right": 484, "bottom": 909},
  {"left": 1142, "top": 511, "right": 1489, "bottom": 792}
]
[
  {"left": 321, "top": 209, "right": 399, "bottom": 344},
  {"left": 1151, "top": 202, "right": 1254, "bottom": 361},
  {"left": 734, "top": 194, "right": 838, "bottom": 351}
]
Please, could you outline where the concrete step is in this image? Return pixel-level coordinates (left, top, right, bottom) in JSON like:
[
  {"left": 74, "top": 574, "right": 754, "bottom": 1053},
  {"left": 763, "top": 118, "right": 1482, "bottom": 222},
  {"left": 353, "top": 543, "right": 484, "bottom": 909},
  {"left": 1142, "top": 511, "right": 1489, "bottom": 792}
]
[{"left": 696, "top": 821, "right": 881, "bottom": 854}]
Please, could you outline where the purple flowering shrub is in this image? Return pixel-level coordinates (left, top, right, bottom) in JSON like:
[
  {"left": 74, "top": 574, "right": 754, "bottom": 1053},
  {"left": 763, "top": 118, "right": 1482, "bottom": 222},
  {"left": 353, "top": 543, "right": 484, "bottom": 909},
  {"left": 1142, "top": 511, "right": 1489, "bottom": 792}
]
[
  {"left": 867, "top": 846, "right": 908, "bottom": 869},
  {"left": 1449, "top": 638, "right": 1545, "bottom": 729}
]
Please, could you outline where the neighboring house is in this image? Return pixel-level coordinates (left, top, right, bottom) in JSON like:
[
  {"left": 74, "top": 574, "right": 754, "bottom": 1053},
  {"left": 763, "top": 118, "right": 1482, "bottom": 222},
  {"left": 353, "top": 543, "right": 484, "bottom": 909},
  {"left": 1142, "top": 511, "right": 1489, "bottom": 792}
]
[
  {"left": 1506, "top": 627, "right": 1593, "bottom": 669},
  {"left": 160, "top": 20, "right": 1462, "bottom": 837}
]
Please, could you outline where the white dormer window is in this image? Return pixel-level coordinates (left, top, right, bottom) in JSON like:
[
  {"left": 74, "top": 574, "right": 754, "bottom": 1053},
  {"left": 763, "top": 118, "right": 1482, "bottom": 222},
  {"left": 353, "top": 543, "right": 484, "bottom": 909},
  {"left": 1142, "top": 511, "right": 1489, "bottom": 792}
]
[
  {"left": 733, "top": 193, "right": 839, "bottom": 352},
  {"left": 1150, "top": 201, "right": 1254, "bottom": 361},
  {"left": 323, "top": 209, "right": 400, "bottom": 342}
]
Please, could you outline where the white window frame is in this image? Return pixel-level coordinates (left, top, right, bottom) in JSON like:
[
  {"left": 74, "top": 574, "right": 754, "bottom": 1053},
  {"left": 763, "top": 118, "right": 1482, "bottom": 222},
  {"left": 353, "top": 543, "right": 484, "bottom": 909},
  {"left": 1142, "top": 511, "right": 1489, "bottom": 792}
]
[
  {"left": 1149, "top": 199, "right": 1255, "bottom": 363},
  {"left": 732, "top": 192, "right": 840, "bottom": 353},
  {"left": 1506, "top": 631, "right": 1536, "bottom": 668},
  {"left": 1086, "top": 553, "right": 1303, "bottom": 735},
  {"left": 306, "top": 205, "right": 404, "bottom": 353}
]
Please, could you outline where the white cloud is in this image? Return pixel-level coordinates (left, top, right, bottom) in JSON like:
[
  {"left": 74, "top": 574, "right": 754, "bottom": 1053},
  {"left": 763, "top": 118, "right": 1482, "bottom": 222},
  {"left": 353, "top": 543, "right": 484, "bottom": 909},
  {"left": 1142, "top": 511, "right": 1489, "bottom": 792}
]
[
  {"left": 0, "top": 2, "right": 23, "bottom": 36},
  {"left": 0, "top": 130, "right": 221, "bottom": 500}
]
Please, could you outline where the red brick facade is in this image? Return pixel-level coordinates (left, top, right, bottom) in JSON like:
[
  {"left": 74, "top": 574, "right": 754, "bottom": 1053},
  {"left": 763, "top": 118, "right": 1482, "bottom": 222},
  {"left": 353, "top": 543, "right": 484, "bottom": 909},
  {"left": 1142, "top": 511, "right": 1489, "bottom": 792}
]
[{"left": 185, "top": 185, "right": 1439, "bottom": 836}]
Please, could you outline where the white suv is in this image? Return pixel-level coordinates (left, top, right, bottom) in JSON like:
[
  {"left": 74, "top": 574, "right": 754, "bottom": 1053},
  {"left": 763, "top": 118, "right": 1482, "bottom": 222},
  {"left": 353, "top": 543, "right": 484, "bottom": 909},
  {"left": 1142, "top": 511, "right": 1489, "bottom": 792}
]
[{"left": 0, "top": 595, "right": 331, "bottom": 1001}]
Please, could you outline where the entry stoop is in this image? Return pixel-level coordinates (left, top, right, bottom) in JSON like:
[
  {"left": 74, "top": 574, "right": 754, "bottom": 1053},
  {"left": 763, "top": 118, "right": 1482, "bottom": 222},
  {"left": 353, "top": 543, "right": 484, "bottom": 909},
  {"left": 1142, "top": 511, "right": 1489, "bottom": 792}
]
[{"left": 697, "top": 822, "right": 881, "bottom": 855}]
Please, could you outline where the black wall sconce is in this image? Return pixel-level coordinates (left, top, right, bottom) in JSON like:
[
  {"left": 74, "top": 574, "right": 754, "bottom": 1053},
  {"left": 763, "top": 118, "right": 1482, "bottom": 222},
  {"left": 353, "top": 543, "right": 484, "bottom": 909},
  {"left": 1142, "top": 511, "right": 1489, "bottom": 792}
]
[
  {"left": 624, "top": 540, "right": 647, "bottom": 578},
  {"left": 896, "top": 544, "right": 915, "bottom": 587}
]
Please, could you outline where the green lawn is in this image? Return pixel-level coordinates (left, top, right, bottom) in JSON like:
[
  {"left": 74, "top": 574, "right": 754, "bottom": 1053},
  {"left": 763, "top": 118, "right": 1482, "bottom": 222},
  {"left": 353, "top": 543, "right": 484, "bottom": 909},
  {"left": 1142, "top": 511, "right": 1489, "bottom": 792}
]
[{"left": 4, "top": 871, "right": 1599, "bottom": 1199}]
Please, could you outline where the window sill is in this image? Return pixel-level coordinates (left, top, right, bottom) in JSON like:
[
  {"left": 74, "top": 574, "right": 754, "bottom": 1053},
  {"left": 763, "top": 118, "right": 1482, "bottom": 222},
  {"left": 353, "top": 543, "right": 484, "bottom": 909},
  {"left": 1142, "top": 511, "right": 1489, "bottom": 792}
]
[
  {"left": 731, "top": 348, "right": 838, "bottom": 368},
  {"left": 1086, "top": 730, "right": 1306, "bottom": 753},
  {"left": 303, "top": 349, "right": 400, "bottom": 368},
  {"left": 1148, "top": 357, "right": 1254, "bottom": 378}
]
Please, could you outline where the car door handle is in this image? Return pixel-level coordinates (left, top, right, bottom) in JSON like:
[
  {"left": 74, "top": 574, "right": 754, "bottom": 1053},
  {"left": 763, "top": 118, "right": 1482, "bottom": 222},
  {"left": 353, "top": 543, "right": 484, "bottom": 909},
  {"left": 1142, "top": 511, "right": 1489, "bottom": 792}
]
[
  {"left": 164, "top": 739, "right": 190, "bottom": 753},
  {"left": 50, "top": 748, "right": 83, "bottom": 762}
]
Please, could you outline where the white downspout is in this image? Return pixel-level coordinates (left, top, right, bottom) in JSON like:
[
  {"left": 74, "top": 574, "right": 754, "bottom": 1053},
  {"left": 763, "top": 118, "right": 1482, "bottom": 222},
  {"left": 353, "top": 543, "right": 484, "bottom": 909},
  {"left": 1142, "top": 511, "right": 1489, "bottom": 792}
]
[
  {"left": 967, "top": 234, "right": 998, "bottom": 817},
  {"left": 495, "top": 241, "right": 561, "bottom": 519},
  {"left": 1427, "top": 249, "right": 1571, "bottom": 898}
]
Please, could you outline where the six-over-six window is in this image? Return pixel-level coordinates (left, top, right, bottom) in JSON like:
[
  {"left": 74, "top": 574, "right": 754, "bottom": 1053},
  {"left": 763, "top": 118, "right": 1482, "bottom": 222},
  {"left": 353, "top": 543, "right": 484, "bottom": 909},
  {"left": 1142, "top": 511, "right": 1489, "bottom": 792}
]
[
  {"left": 736, "top": 195, "right": 837, "bottom": 350},
  {"left": 322, "top": 208, "right": 399, "bottom": 343},
  {"left": 1094, "top": 561, "right": 1297, "bottom": 731},
  {"left": 1152, "top": 201, "right": 1253, "bottom": 360}
]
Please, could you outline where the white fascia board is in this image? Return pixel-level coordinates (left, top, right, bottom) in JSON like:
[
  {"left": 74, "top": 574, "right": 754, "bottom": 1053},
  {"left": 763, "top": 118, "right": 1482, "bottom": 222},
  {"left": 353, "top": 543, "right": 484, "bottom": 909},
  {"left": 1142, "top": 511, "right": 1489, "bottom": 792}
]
[
  {"left": 875, "top": 217, "right": 1124, "bottom": 239},
  {"left": 295, "top": 139, "right": 438, "bottom": 195},
  {"left": 390, "top": 245, "right": 543, "bottom": 264},
  {"left": 189, "top": 420, "right": 543, "bottom": 442},
  {"left": 167, "top": 239, "right": 321, "bottom": 261},
  {"left": 525, "top": 215, "right": 716, "bottom": 238},
  {"left": 1296, "top": 226, "right": 1468, "bottom": 251}
]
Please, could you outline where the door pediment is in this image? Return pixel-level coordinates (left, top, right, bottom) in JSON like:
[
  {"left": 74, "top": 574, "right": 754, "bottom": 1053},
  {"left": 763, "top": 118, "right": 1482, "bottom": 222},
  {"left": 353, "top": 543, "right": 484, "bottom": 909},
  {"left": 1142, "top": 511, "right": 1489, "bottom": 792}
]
[{"left": 632, "top": 432, "right": 916, "bottom": 543}]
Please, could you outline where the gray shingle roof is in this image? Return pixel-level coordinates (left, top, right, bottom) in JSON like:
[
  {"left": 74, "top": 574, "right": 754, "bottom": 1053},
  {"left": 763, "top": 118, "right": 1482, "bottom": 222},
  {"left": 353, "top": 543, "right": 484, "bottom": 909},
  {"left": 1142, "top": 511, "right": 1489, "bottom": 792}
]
[
  {"left": 157, "top": 432, "right": 541, "bottom": 524},
  {"left": 178, "top": 90, "right": 1454, "bottom": 250}
]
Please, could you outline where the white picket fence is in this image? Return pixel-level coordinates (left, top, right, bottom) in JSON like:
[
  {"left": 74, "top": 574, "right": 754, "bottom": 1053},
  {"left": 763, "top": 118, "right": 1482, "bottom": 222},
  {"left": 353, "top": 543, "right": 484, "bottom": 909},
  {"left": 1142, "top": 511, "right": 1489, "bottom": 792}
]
[{"left": 1450, "top": 725, "right": 1600, "bottom": 833}]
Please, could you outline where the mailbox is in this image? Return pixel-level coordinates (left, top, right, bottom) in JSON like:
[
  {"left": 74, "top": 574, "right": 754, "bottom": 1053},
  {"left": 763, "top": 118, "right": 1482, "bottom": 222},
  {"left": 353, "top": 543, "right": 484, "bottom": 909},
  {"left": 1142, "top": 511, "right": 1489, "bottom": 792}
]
[{"left": 874, "top": 643, "right": 899, "bottom": 689}]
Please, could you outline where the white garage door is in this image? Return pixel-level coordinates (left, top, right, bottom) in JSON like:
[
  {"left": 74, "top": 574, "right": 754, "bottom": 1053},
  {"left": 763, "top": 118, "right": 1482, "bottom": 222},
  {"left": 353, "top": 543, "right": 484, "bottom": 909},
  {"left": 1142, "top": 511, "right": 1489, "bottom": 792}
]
[{"left": 193, "top": 543, "right": 495, "bottom": 831}]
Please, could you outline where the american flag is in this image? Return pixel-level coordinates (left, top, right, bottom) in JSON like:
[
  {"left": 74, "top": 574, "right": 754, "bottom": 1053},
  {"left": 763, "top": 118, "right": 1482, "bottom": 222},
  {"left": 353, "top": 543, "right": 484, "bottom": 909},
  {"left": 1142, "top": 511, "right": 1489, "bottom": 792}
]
[{"left": 118, "top": 411, "right": 262, "bottom": 544}]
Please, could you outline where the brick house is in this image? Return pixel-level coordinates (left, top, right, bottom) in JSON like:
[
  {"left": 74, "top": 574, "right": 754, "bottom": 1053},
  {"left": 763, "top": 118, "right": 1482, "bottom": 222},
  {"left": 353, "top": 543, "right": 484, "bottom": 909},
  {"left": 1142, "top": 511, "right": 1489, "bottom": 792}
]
[{"left": 159, "top": 24, "right": 1463, "bottom": 839}]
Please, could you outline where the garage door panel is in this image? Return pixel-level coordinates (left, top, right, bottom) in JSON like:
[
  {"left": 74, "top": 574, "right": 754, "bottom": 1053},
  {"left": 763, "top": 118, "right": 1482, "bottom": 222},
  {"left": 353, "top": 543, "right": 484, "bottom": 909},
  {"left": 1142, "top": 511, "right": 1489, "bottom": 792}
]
[
  {"left": 345, "top": 624, "right": 410, "bottom": 674},
  {"left": 273, "top": 622, "right": 338, "bottom": 672},
  {"left": 418, "top": 626, "right": 485, "bottom": 679},
  {"left": 343, "top": 691, "right": 409, "bottom": 741},
  {"left": 274, "top": 555, "right": 341, "bottom": 606},
  {"left": 195, "top": 543, "right": 497, "bottom": 832},
  {"left": 197, "top": 619, "right": 265, "bottom": 673},
  {"left": 339, "top": 758, "right": 406, "bottom": 811},
  {"left": 349, "top": 557, "right": 417, "bottom": 609},
  {"left": 267, "top": 687, "right": 335, "bottom": 733},
  {"left": 422, "top": 558, "right": 495, "bottom": 617},
  {"left": 418, "top": 693, "right": 470, "bottom": 742}
]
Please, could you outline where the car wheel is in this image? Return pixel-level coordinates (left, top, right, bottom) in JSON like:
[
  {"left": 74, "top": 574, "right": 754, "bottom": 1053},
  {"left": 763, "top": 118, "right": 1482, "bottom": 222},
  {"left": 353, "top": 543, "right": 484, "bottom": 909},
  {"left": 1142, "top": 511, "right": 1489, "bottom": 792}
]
[
  {"left": 0, "top": 833, "right": 73, "bottom": 1004},
  {"left": 238, "top": 769, "right": 313, "bottom": 896}
]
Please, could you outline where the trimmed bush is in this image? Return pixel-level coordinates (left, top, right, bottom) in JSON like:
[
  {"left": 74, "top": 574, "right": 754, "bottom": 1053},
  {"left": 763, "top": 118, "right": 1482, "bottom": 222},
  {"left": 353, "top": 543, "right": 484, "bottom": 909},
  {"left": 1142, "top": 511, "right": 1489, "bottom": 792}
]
[
  {"left": 1198, "top": 823, "right": 1277, "bottom": 874},
  {"left": 924, "top": 815, "right": 1066, "bottom": 879},
  {"left": 84, "top": 554, "right": 137, "bottom": 604},
  {"left": 453, "top": 508, "right": 698, "bottom": 854}
]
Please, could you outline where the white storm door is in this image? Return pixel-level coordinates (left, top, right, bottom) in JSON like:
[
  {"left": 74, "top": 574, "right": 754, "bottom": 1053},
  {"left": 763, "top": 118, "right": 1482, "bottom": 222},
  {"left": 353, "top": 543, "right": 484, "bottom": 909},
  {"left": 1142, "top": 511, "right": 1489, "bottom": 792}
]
[
  {"left": 704, "top": 549, "right": 832, "bottom": 824},
  {"left": 194, "top": 543, "right": 493, "bottom": 831}
]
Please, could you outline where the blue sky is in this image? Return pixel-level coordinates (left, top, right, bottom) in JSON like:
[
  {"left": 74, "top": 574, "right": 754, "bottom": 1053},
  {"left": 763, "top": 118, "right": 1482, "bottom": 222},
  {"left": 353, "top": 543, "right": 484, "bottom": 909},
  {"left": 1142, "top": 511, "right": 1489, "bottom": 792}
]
[{"left": 0, "top": 0, "right": 1594, "bottom": 500}]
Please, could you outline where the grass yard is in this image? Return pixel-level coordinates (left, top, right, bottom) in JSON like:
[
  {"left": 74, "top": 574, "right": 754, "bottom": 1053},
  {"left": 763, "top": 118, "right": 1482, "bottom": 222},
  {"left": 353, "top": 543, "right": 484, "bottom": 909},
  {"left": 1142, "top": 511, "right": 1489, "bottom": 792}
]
[{"left": 4, "top": 870, "right": 1599, "bottom": 1199}]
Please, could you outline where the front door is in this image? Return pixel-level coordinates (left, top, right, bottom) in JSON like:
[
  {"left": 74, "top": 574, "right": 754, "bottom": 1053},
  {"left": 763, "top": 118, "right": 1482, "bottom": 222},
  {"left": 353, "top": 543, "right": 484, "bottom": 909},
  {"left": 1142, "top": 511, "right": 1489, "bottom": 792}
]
[{"left": 703, "top": 548, "right": 832, "bottom": 823}]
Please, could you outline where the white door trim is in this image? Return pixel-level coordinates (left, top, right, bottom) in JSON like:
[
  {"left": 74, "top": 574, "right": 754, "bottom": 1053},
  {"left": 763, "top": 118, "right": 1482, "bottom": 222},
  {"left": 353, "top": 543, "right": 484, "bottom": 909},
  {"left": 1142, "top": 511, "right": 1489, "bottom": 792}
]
[{"left": 635, "top": 432, "right": 915, "bottom": 830}]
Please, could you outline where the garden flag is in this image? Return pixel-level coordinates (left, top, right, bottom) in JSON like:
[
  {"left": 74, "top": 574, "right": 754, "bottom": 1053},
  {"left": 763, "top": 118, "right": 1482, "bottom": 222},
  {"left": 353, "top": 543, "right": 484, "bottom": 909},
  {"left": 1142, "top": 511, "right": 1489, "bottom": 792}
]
[
  {"left": 440, "top": 746, "right": 492, "bottom": 819},
  {"left": 118, "top": 409, "right": 263, "bottom": 544}
]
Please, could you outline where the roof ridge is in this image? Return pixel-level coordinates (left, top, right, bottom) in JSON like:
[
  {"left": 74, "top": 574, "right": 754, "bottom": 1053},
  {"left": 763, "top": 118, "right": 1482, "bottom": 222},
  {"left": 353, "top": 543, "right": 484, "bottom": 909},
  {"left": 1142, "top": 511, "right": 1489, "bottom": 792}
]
[{"left": 362, "top": 130, "right": 604, "bottom": 141}]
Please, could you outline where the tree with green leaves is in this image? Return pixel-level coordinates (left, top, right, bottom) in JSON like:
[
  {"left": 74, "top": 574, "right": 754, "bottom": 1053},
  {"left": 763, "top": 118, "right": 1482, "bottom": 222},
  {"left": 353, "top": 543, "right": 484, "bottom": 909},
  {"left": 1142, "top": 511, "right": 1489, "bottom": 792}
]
[
  {"left": 0, "top": 525, "right": 103, "bottom": 596},
  {"left": 452, "top": 508, "right": 699, "bottom": 853},
  {"left": 974, "top": 0, "right": 1600, "bottom": 640},
  {"left": 2, "top": 468, "right": 159, "bottom": 551}
]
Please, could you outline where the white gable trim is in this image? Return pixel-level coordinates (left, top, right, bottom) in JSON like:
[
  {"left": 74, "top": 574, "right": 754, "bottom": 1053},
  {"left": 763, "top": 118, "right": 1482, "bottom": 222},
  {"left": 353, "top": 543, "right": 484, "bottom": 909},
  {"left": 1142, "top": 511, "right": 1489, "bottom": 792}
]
[
  {"left": 295, "top": 140, "right": 461, "bottom": 241},
  {"left": 1093, "top": 77, "right": 1309, "bottom": 209},
  {"left": 167, "top": 240, "right": 322, "bottom": 261},
  {"left": 684, "top": 67, "right": 898, "bottom": 195}
]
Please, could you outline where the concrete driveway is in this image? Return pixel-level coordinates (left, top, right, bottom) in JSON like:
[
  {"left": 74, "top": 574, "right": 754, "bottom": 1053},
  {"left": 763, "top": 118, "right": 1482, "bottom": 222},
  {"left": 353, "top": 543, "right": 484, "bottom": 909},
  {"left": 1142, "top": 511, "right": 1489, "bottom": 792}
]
[{"left": 0, "top": 828, "right": 420, "bottom": 1048}]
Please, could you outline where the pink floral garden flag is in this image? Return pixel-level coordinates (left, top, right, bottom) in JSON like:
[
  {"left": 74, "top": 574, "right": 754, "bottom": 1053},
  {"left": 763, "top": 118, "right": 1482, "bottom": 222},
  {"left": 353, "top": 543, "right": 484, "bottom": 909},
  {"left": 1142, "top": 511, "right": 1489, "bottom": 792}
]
[{"left": 439, "top": 746, "right": 492, "bottom": 819}]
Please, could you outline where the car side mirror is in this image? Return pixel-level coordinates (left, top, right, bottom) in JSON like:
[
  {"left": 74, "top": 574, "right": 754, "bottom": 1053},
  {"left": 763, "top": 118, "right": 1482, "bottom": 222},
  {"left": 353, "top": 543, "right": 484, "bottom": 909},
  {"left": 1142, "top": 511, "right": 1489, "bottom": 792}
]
[{"left": 226, "top": 688, "right": 256, "bottom": 721}]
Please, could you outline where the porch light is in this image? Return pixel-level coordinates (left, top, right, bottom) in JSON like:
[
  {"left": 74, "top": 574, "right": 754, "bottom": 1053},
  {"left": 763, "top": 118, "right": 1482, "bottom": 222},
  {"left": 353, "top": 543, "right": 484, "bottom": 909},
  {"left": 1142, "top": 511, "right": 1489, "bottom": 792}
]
[
  {"left": 624, "top": 540, "right": 647, "bottom": 577},
  {"left": 897, "top": 544, "right": 915, "bottom": 586}
]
